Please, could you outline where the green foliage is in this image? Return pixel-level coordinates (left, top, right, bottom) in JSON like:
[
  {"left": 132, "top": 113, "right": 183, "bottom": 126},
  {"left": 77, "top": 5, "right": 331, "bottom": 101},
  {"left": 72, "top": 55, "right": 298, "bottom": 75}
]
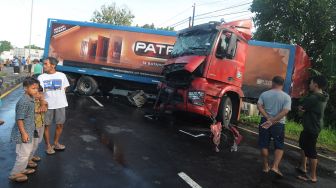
[
  {"left": 321, "top": 42, "right": 336, "bottom": 128},
  {"left": 138, "top": 23, "right": 175, "bottom": 31},
  {"left": 0, "top": 40, "right": 13, "bottom": 53},
  {"left": 91, "top": 3, "right": 135, "bottom": 26},
  {"left": 24, "top": 45, "right": 43, "bottom": 50},
  {"left": 240, "top": 114, "right": 336, "bottom": 151}
]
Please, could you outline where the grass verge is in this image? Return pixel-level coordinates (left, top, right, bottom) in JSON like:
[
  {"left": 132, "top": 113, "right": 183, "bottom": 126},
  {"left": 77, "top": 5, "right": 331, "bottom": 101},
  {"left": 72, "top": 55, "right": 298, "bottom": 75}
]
[{"left": 240, "top": 114, "right": 336, "bottom": 152}]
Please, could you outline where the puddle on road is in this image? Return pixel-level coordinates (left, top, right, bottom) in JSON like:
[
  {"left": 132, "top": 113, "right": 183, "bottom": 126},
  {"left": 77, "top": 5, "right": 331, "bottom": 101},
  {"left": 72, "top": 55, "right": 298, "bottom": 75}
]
[
  {"left": 78, "top": 158, "right": 95, "bottom": 170},
  {"left": 105, "top": 125, "right": 133, "bottom": 134},
  {"left": 80, "top": 135, "right": 98, "bottom": 143}
]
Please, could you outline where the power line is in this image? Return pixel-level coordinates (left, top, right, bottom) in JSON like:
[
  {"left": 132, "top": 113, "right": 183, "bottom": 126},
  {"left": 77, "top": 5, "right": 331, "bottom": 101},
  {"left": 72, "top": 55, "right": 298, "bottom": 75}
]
[
  {"left": 158, "top": 6, "right": 192, "bottom": 26},
  {"left": 172, "top": 10, "right": 251, "bottom": 28},
  {"left": 169, "top": 17, "right": 190, "bottom": 27},
  {"left": 194, "top": 10, "right": 250, "bottom": 21},
  {"left": 167, "top": 1, "right": 252, "bottom": 28},
  {"left": 197, "top": 0, "right": 232, "bottom": 6},
  {"left": 195, "top": 2, "right": 252, "bottom": 18}
]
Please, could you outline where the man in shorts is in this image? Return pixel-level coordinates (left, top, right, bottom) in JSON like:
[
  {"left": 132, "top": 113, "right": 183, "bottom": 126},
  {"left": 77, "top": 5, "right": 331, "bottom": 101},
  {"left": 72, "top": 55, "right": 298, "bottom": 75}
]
[
  {"left": 38, "top": 57, "right": 69, "bottom": 154},
  {"left": 257, "top": 76, "right": 291, "bottom": 177}
]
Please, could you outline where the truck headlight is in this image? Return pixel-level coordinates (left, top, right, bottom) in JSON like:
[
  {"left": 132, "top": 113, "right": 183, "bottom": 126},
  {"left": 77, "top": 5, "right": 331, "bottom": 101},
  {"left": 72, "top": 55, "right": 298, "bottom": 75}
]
[{"left": 188, "top": 91, "right": 205, "bottom": 106}]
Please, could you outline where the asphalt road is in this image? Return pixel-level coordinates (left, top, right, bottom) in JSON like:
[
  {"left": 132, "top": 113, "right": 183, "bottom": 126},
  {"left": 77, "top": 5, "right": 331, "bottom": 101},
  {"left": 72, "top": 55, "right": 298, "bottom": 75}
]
[{"left": 0, "top": 88, "right": 335, "bottom": 188}]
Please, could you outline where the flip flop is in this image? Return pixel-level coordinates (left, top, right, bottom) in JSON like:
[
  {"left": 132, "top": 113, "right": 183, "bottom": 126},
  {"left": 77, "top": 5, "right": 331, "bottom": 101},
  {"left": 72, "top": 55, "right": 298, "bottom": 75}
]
[
  {"left": 22, "top": 168, "right": 35, "bottom": 175},
  {"left": 270, "top": 169, "right": 283, "bottom": 178},
  {"left": 32, "top": 156, "right": 41, "bottom": 162},
  {"left": 262, "top": 167, "right": 271, "bottom": 173},
  {"left": 53, "top": 143, "right": 66, "bottom": 151},
  {"left": 8, "top": 173, "right": 28, "bottom": 182},
  {"left": 297, "top": 174, "right": 317, "bottom": 183},
  {"left": 28, "top": 161, "right": 37, "bottom": 168},
  {"left": 295, "top": 166, "right": 307, "bottom": 175}
]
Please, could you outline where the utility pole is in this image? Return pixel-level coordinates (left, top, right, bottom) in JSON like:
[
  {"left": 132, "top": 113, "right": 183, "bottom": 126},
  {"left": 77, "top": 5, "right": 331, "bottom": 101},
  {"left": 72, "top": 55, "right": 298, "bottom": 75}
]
[
  {"left": 28, "top": 0, "right": 34, "bottom": 58},
  {"left": 192, "top": 3, "right": 195, "bottom": 27},
  {"left": 189, "top": 17, "right": 192, "bottom": 27}
]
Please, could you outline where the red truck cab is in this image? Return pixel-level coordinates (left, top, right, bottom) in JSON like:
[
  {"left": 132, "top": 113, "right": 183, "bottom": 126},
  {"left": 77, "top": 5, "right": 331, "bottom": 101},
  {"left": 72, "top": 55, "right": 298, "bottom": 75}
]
[{"left": 158, "top": 20, "right": 253, "bottom": 126}]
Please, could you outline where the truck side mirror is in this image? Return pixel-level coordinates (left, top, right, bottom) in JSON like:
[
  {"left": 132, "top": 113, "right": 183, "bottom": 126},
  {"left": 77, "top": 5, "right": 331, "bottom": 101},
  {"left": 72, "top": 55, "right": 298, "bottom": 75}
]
[{"left": 226, "top": 34, "right": 237, "bottom": 59}]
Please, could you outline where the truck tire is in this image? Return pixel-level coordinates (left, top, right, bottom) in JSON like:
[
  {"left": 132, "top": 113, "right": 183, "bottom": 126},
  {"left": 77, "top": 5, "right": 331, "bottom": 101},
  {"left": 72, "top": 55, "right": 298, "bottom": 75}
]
[
  {"left": 65, "top": 74, "right": 77, "bottom": 93},
  {"left": 76, "top": 76, "right": 98, "bottom": 96},
  {"left": 218, "top": 96, "right": 233, "bottom": 127}
]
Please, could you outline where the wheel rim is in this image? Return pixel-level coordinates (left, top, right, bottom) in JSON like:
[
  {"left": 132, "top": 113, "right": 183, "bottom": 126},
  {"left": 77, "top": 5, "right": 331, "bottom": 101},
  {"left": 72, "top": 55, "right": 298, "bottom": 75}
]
[
  {"left": 225, "top": 102, "right": 232, "bottom": 121},
  {"left": 80, "top": 81, "right": 91, "bottom": 93}
]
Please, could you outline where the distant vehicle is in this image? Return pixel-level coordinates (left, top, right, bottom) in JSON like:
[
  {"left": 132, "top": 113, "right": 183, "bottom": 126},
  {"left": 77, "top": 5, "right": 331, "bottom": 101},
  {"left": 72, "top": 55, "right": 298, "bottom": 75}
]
[
  {"left": 43, "top": 18, "right": 176, "bottom": 95},
  {"left": 157, "top": 20, "right": 311, "bottom": 128}
]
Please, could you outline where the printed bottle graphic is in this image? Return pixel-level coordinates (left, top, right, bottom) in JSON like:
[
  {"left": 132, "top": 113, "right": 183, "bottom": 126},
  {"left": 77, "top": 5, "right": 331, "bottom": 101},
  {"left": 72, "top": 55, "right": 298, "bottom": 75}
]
[
  {"left": 108, "top": 35, "right": 122, "bottom": 63},
  {"left": 96, "top": 35, "right": 110, "bottom": 62},
  {"left": 88, "top": 39, "right": 97, "bottom": 59},
  {"left": 80, "top": 40, "right": 89, "bottom": 58}
]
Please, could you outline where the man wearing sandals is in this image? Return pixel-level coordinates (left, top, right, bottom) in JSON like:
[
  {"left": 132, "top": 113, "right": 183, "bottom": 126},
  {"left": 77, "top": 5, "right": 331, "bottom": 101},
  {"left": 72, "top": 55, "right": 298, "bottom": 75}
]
[
  {"left": 257, "top": 76, "right": 291, "bottom": 177},
  {"left": 38, "top": 57, "right": 69, "bottom": 155},
  {"left": 9, "top": 77, "right": 40, "bottom": 182},
  {"left": 296, "top": 75, "right": 329, "bottom": 183}
]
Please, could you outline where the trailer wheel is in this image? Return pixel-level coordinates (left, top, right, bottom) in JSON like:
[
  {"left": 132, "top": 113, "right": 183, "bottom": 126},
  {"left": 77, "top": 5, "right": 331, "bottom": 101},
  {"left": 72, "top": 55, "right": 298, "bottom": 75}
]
[
  {"left": 76, "top": 76, "right": 98, "bottom": 96},
  {"left": 65, "top": 74, "right": 77, "bottom": 93},
  {"left": 218, "top": 96, "right": 233, "bottom": 127}
]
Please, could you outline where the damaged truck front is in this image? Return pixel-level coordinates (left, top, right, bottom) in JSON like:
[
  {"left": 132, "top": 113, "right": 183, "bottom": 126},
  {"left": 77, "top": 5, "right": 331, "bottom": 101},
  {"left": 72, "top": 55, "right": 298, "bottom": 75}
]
[
  {"left": 158, "top": 20, "right": 252, "bottom": 127},
  {"left": 157, "top": 19, "right": 311, "bottom": 130}
]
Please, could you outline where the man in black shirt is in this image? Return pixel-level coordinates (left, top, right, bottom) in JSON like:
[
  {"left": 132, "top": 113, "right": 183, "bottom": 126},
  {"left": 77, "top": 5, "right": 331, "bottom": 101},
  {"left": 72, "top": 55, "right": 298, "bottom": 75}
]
[{"left": 297, "top": 75, "right": 329, "bottom": 183}]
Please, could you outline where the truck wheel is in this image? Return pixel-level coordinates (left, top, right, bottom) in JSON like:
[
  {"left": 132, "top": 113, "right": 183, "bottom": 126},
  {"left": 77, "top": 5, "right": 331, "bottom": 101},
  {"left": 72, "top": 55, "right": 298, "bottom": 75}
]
[
  {"left": 65, "top": 74, "right": 77, "bottom": 93},
  {"left": 218, "top": 96, "right": 233, "bottom": 127},
  {"left": 76, "top": 76, "right": 98, "bottom": 96}
]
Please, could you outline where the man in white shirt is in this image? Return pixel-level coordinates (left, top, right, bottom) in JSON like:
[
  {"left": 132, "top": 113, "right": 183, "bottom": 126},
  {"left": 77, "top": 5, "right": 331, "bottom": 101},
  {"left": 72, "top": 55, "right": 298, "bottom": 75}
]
[{"left": 38, "top": 57, "right": 69, "bottom": 155}]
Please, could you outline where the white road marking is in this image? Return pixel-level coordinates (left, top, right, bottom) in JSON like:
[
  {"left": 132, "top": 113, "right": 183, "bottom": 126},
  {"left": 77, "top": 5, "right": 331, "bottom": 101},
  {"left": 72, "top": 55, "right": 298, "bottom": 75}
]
[
  {"left": 89, "top": 96, "right": 104, "bottom": 107},
  {"left": 144, "top": 115, "right": 154, "bottom": 120},
  {"left": 237, "top": 126, "right": 336, "bottom": 162},
  {"left": 178, "top": 172, "right": 202, "bottom": 188},
  {"left": 179, "top": 130, "right": 206, "bottom": 138}
]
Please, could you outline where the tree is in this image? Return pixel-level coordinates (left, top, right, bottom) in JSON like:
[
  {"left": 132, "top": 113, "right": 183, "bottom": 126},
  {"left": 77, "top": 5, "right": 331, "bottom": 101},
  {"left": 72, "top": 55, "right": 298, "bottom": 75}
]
[
  {"left": 91, "top": 3, "right": 134, "bottom": 26},
  {"left": 24, "top": 45, "right": 43, "bottom": 50},
  {"left": 0, "top": 40, "right": 13, "bottom": 53},
  {"left": 138, "top": 23, "right": 175, "bottom": 31}
]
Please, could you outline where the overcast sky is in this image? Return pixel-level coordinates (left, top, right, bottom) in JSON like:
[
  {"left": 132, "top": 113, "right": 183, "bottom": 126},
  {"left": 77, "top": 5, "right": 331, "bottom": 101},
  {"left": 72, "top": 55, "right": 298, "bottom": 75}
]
[{"left": 0, "top": 0, "right": 253, "bottom": 48}]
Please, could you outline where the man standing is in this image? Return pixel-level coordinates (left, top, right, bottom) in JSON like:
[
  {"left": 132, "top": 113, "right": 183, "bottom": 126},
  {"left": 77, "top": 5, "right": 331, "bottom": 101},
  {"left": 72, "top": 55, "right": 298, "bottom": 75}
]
[
  {"left": 31, "top": 59, "right": 43, "bottom": 77},
  {"left": 38, "top": 57, "right": 69, "bottom": 154},
  {"left": 257, "top": 76, "right": 291, "bottom": 177},
  {"left": 13, "top": 57, "right": 20, "bottom": 74},
  {"left": 297, "top": 75, "right": 329, "bottom": 183}
]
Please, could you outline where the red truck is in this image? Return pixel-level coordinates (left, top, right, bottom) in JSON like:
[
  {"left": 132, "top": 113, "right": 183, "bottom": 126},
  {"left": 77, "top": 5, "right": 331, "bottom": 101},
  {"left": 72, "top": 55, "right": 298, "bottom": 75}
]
[{"left": 156, "top": 20, "right": 310, "bottom": 144}]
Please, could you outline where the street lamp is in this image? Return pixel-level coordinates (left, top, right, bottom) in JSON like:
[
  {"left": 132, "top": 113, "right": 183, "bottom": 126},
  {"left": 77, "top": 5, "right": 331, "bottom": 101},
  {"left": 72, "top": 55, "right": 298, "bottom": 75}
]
[{"left": 29, "top": 0, "right": 34, "bottom": 57}]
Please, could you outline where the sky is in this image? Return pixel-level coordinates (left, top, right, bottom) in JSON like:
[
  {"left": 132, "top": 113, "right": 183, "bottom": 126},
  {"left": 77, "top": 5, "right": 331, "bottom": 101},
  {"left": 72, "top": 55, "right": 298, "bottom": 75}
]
[{"left": 0, "top": 0, "right": 254, "bottom": 48}]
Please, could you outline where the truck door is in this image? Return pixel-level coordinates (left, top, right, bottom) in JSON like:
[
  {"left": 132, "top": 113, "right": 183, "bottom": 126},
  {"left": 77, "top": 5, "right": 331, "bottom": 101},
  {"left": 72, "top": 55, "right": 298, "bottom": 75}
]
[{"left": 206, "top": 31, "right": 241, "bottom": 87}]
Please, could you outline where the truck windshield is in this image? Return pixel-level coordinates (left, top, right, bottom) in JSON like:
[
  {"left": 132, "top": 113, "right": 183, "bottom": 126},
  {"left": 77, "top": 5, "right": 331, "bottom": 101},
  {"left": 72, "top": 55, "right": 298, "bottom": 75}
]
[{"left": 171, "top": 29, "right": 218, "bottom": 58}]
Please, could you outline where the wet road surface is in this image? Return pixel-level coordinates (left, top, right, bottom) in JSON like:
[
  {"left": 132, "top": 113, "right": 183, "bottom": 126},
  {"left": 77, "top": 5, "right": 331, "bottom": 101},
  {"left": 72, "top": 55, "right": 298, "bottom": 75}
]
[{"left": 0, "top": 88, "right": 335, "bottom": 188}]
